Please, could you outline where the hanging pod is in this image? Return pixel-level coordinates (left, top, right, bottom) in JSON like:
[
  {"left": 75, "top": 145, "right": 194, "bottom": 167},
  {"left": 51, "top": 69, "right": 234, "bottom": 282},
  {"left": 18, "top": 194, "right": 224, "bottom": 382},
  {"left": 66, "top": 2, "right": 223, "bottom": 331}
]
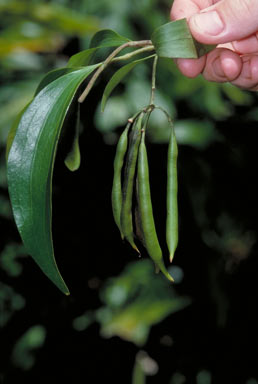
[
  {"left": 111, "top": 120, "right": 131, "bottom": 239},
  {"left": 166, "top": 120, "right": 178, "bottom": 263},
  {"left": 136, "top": 125, "right": 173, "bottom": 282},
  {"left": 134, "top": 111, "right": 152, "bottom": 250},
  {"left": 112, "top": 106, "right": 177, "bottom": 282},
  {"left": 120, "top": 112, "right": 144, "bottom": 253}
]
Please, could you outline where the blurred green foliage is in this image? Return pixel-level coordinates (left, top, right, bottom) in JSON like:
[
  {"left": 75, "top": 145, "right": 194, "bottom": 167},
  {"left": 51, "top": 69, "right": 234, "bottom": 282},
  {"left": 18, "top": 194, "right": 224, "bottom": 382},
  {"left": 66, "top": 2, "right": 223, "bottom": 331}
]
[
  {"left": 73, "top": 260, "right": 190, "bottom": 346},
  {"left": 0, "top": 282, "right": 25, "bottom": 327},
  {"left": 132, "top": 350, "right": 159, "bottom": 384},
  {"left": 11, "top": 325, "right": 46, "bottom": 370},
  {"left": 0, "top": 0, "right": 100, "bottom": 144},
  {"left": 196, "top": 370, "right": 212, "bottom": 384},
  {"left": 0, "top": 243, "right": 26, "bottom": 277},
  {"left": 0, "top": 0, "right": 99, "bottom": 56}
]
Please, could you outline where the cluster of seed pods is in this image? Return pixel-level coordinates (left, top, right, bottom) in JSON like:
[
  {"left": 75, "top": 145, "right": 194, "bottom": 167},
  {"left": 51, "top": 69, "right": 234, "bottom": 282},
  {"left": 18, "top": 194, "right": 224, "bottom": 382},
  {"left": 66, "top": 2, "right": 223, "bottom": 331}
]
[{"left": 111, "top": 106, "right": 178, "bottom": 282}]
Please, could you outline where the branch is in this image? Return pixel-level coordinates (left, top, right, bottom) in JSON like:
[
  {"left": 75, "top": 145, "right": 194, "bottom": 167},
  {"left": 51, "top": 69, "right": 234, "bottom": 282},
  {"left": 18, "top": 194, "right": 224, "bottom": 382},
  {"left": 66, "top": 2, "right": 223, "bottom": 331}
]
[
  {"left": 112, "top": 45, "right": 155, "bottom": 63},
  {"left": 150, "top": 55, "right": 158, "bottom": 106},
  {"left": 78, "top": 40, "right": 153, "bottom": 103}
]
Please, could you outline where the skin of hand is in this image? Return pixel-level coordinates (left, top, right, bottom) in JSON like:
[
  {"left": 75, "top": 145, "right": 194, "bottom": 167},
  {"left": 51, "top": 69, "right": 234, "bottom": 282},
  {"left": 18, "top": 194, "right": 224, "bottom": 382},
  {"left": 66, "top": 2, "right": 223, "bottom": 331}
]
[{"left": 170, "top": 0, "right": 258, "bottom": 91}]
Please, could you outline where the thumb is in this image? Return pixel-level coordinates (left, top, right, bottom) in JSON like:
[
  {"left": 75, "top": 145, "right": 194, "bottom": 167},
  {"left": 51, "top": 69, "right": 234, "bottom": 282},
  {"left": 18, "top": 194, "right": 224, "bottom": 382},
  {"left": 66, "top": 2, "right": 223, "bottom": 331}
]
[{"left": 189, "top": 0, "right": 258, "bottom": 45}]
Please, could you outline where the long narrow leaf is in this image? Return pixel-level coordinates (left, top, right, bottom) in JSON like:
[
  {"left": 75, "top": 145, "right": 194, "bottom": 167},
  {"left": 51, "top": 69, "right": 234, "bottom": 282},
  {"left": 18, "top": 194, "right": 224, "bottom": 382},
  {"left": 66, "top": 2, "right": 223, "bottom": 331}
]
[
  {"left": 151, "top": 19, "right": 215, "bottom": 59},
  {"left": 6, "top": 68, "right": 81, "bottom": 160},
  {"left": 7, "top": 65, "right": 98, "bottom": 294},
  {"left": 101, "top": 55, "right": 155, "bottom": 112}
]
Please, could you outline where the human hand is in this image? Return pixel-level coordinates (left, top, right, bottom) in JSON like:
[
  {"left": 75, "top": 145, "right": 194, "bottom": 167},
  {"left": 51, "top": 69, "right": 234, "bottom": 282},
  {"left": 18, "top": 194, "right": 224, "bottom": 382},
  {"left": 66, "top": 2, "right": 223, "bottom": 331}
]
[{"left": 170, "top": 0, "right": 258, "bottom": 90}]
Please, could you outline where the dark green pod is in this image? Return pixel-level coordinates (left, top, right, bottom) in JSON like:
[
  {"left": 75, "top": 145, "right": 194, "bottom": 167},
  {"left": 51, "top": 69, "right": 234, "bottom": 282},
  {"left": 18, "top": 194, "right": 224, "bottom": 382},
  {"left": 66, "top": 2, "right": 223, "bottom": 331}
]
[
  {"left": 111, "top": 121, "right": 131, "bottom": 238},
  {"left": 137, "top": 129, "right": 173, "bottom": 282},
  {"left": 120, "top": 113, "right": 144, "bottom": 252}
]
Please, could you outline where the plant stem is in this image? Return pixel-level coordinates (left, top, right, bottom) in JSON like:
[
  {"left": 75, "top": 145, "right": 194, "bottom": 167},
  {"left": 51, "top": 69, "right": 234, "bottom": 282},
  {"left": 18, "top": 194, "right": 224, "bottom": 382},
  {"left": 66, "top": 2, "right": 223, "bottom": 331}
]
[
  {"left": 78, "top": 40, "right": 153, "bottom": 103},
  {"left": 154, "top": 105, "right": 174, "bottom": 124},
  {"left": 112, "top": 45, "right": 155, "bottom": 63},
  {"left": 150, "top": 55, "right": 158, "bottom": 105}
]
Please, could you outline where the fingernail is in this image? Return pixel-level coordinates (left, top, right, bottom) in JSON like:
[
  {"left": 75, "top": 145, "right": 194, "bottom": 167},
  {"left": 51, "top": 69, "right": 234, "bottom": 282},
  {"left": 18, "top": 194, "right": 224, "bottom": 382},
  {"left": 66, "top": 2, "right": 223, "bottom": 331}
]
[{"left": 191, "top": 11, "right": 224, "bottom": 36}]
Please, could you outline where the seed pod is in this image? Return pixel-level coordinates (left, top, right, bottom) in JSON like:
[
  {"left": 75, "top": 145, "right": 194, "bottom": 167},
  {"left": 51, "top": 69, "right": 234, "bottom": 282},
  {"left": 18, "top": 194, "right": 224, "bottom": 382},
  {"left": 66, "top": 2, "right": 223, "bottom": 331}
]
[
  {"left": 134, "top": 111, "right": 152, "bottom": 250},
  {"left": 134, "top": 178, "right": 145, "bottom": 249},
  {"left": 166, "top": 121, "right": 178, "bottom": 263},
  {"left": 111, "top": 121, "right": 131, "bottom": 238},
  {"left": 120, "top": 112, "right": 144, "bottom": 252},
  {"left": 137, "top": 129, "right": 173, "bottom": 282}
]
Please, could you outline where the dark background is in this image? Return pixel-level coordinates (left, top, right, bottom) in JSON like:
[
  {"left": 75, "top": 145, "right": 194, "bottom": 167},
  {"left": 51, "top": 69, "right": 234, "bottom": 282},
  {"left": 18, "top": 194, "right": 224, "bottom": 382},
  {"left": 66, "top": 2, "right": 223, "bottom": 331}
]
[{"left": 1, "top": 1, "right": 258, "bottom": 383}]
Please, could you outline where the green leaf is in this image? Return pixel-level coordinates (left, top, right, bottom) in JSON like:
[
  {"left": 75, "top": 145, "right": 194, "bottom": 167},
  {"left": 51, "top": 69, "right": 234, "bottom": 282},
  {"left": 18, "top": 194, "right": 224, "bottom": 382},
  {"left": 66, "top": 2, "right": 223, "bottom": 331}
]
[
  {"left": 35, "top": 68, "right": 77, "bottom": 95},
  {"left": 6, "top": 103, "right": 31, "bottom": 161},
  {"left": 151, "top": 18, "right": 215, "bottom": 59},
  {"left": 64, "top": 103, "right": 81, "bottom": 171},
  {"left": 68, "top": 30, "right": 132, "bottom": 69},
  {"left": 6, "top": 68, "right": 83, "bottom": 161},
  {"left": 101, "top": 55, "right": 155, "bottom": 112},
  {"left": 67, "top": 48, "right": 98, "bottom": 68},
  {"left": 68, "top": 29, "right": 132, "bottom": 69},
  {"left": 7, "top": 65, "right": 98, "bottom": 294},
  {"left": 90, "top": 29, "right": 131, "bottom": 49}
]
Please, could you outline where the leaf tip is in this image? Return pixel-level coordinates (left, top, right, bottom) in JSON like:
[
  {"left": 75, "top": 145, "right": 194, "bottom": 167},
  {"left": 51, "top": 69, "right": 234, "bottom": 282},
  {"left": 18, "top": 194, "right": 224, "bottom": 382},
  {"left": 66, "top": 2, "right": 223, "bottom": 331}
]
[
  {"left": 101, "top": 102, "right": 106, "bottom": 113},
  {"left": 133, "top": 243, "right": 140, "bottom": 254},
  {"left": 168, "top": 274, "right": 174, "bottom": 283},
  {"left": 64, "top": 159, "right": 80, "bottom": 172},
  {"left": 169, "top": 252, "right": 175, "bottom": 263}
]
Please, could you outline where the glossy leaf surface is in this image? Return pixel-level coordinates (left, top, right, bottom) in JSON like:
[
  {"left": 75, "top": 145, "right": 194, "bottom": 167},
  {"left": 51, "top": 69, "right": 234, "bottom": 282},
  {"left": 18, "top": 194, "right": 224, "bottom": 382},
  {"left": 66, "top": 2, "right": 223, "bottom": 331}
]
[
  {"left": 151, "top": 18, "right": 215, "bottom": 59},
  {"left": 6, "top": 69, "right": 80, "bottom": 161},
  {"left": 6, "top": 70, "right": 80, "bottom": 161},
  {"left": 7, "top": 65, "right": 98, "bottom": 294},
  {"left": 6, "top": 103, "right": 31, "bottom": 161}
]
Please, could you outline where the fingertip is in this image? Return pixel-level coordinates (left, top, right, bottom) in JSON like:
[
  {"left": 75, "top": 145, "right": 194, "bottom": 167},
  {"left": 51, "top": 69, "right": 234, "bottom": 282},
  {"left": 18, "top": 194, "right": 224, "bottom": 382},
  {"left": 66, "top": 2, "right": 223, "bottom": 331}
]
[
  {"left": 170, "top": 0, "right": 200, "bottom": 21},
  {"left": 176, "top": 57, "right": 206, "bottom": 78},
  {"left": 220, "top": 52, "right": 242, "bottom": 80},
  {"left": 203, "top": 48, "right": 242, "bottom": 82},
  {"left": 231, "top": 55, "right": 258, "bottom": 91},
  {"left": 232, "top": 34, "right": 258, "bottom": 55}
]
